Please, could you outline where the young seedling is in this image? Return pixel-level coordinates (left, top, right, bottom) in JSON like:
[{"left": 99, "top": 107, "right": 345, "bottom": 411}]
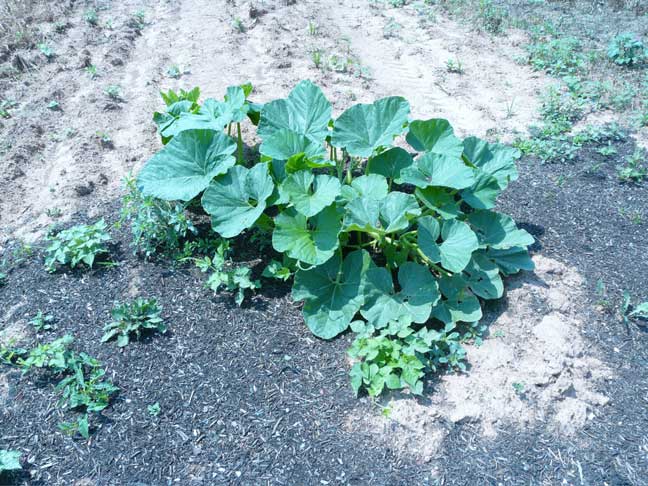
[
  {"left": 311, "top": 49, "right": 323, "bottom": 69},
  {"left": 307, "top": 20, "right": 318, "bottom": 36},
  {"left": 44, "top": 219, "right": 112, "bottom": 272},
  {"left": 621, "top": 291, "right": 648, "bottom": 326},
  {"left": 96, "top": 131, "right": 113, "bottom": 149},
  {"left": 85, "top": 65, "right": 99, "bottom": 79},
  {"left": 446, "top": 57, "right": 464, "bottom": 74},
  {"left": 47, "top": 100, "right": 60, "bottom": 111},
  {"left": 104, "top": 85, "right": 122, "bottom": 101},
  {"left": 166, "top": 65, "right": 181, "bottom": 79},
  {"left": 148, "top": 402, "right": 161, "bottom": 416},
  {"left": 232, "top": 17, "right": 246, "bottom": 32},
  {"left": 38, "top": 43, "right": 55, "bottom": 60},
  {"left": 30, "top": 311, "right": 55, "bottom": 332},
  {"left": 102, "top": 298, "right": 166, "bottom": 347},
  {"left": 84, "top": 9, "right": 98, "bottom": 26}
]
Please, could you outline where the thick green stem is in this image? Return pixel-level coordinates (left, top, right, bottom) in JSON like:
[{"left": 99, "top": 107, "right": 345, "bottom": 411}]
[
  {"left": 227, "top": 123, "right": 232, "bottom": 136},
  {"left": 236, "top": 123, "right": 243, "bottom": 165}
]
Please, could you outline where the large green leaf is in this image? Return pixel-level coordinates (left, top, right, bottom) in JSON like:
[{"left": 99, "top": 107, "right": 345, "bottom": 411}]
[
  {"left": 361, "top": 263, "right": 441, "bottom": 327},
  {"left": 464, "top": 253, "right": 503, "bottom": 299},
  {"left": 137, "top": 129, "right": 236, "bottom": 201},
  {"left": 202, "top": 163, "right": 274, "bottom": 238},
  {"left": 169, "top": 98, "right": 234, "bottom": 135},
  {"left": 331, "top": 97, "right": 410, "bottom": 157},
  {"left": 467, "top": 210, "right": 534, "bottom": 249},
  {"left": 418, "top": 217, "right": 479, "bottom": 273},
  {"left": 431, "top": 274, "right": 482, "bottom": 324},
  {"left": 367, "top": 147, "right": 414, "bottom": 181},
  {"left": 258, "top": 80, "right": 332, "bottom": 143},
  {"left": 414, "top": 187, "right": 462, "bottom": 220},
  {"left": 272, "top": 205, "right": 341, "bottom": 265},
  {"left": 397, "top": 152, "right": 476, "bottom": 190},
  {"left": 153, "top": 100, "right": 195, "bottom": 142},
  {"left": 463, "top": 137, "right": 519, "bottom": 190},
  {"left": 340, "top": 174, "right": 389, "bottom": 202},
  {"left": 344, "top": 192, "right": 420, "bottom": 234},
  {"left": 259, "top": 128, "right": 327, "bottom": 164},
  {"left": 484, "top": 247, "right": 535, "bottom": 275},
  {"left": 279, "top": 171, "right": 341, "bottom": 217},
  {"left": 406, "top": 119, "right": 464, "bottom": 158},
  {"left": 292, "top": 250, "right": 373, "bottom": 339},
  {"left": 460, "top": 170, "right": 501, "bottom": 209},
  {"left": 223, "top": 85, "right": 248, "bottom": 123}
]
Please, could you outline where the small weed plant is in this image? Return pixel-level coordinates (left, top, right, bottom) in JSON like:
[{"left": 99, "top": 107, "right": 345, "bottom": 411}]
[
  {"left": 617, "top": 149, "right": 647, "bottom": 183},
  {"left": 102, "top": 298, "right": 166, "bottom": 347},
  {"left": 44, "top": 219, "right": 111, "bottom": 272},
  {"left": 30, "top": 311, "right": 55, "bottom": 332},
  {"left": 607, "top": 33, "right": 646, "bottom": 66},
  {"left": 2, "top": 335, "right": 117, "bottom": 438},
  {"left": 135, "top": 80, "right": 534, "bottom": 396}
]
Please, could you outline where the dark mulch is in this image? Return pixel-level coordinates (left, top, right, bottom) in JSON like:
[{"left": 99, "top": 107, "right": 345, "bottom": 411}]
[{"left": 1, "top": 134, "right": 647, "bottom": 486}]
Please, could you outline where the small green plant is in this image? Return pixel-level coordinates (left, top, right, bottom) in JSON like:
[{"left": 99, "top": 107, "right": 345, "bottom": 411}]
[
  {"left": 166, "top": 65, "right": 181, "bottom": 78},
  {"left": 512, "top": 381, "right": 525, "bottom": 395},
  {"left": 85, "top": 64, "right": 99, "bottom": 79},
  {"left": 607, "top": 33, "right": 646, "bottom": 66},
  {"left": 0, "top": 99, "right": 17, "bottom": 118},
  {"left": 148, "top": 402, "right": 161, "bottom": 416},
  {"left": 311, "top": 49, "right": 323, "bottom": 69},
  {"left": 526, "top": 36, "right": 586, "bottom": 76},
  {"left": 104, "top": 85, "right": 122, "bottom": 100},
  {"left": 30, "top": 311, "right": 55, "bottom": 332},
  {"left": 0, "top": 450, "right": 21, "bottom": 473},
  {"left": 597, "top": 144, "right": 617, "bottom": 157},
  {"left": 478, "top": 0, "right": 506, "bottom": 34},
  {"left": 193, "top": 242, "right": 260, "bottom": 306},
  {"left": 307, "top": 20, "right": 318, "bottom": 36},
  {"left": 44, "top": 219, "right": 112, "bottom": 272},
  {"left": 102, "top": 298, "right": 166, "bottom": 347},
  {"left": 3, "top": 335, "right": 118, "bottom": 438},
  {"left": 621, "top": 291, "right": 648, "bottom": 326},
  {"left": 617, "top": 149, "right": 647, "bottom": 183},
  {"left": 38, "top": 43, "right": 54, "bottom": 59},
  {"left": 130, "top": 9, "right": 146, "bottom": 29},
  {"left": 232, "top": 17, "right": 245, "bottom": 32},
  {"left": 119, "top": 175, "right": 196, "bottom": 258},
  {"left": 96, "top": 131, "right": 113, "bottom": 148},
  {"left": 46, "top": 207, "right": 63, "bottom": 218},
  {"left": 446, "top": 57, "right": 464, "bottom": 74},
  {"left": 383, "top": 17, "right": 402, "bottom": 39},
  {"left": 47, "top": 100, "right": 60, "bottom": 111},
  {"left": 262, "top": 259, "right": 293, "bottom": 281},
  {"left": 84, "top": 9, "right": 98, "bottom": 26}
]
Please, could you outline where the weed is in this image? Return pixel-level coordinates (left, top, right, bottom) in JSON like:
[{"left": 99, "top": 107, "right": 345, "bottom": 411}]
[
  {"left": 446, "top": 57, "right": 464, "bottom": 74},
  {"left": 526, "top": 36, "right": 586, "bottom": 76},
  {"left": 505, "top": 98, "right": 516, "bottom": 119},
  {"left": 193, "top": 242, "right": 260, "bottom": 306},
  {"left": 47, "top": 100, "right": 60, "bottom": 111},
  {"left": 621, "top": 291, "right": 648, "bottom": 326},
  {"left": 478, "top": 0, "right": 506, "bottom": 34},
  {"left": 96, "top": 131, "right": 113, "bottom": 148},
  {"left": 102, "top": 298, "right": 166, "bottom": 347},
  {"left": 130, "top": 9, "right": 146, "bottom": 29},
  {"left": 307, "top": 20, "right": 318, "bottom": 36},
  {"left": 617, "top": 149, "right": 647, "bottom": 183},
  {"left": 262, "top": 259, "right": 292, "bottom": 281},
  {"left": 38, "top": 43, "right": 54, "bottom": 60},
  {"left": 231, "top": 17, "right": 245, "bottom": 32},
  {"left": 311, "top": 49, "right": 323, "bottom": 69},
  {"left": 512, "top": 382, "right": 525, "bottom": 395},
  {"left": 85, "top": 64, "right": 99, "bottom": 79},
  {"left": 166, "top": 65, "right": 181, "bottom": 79},
  {"left": 383, "top": 17, "right": 402, "bottom": 39},
  {"left": 30, "top": 311, "right": 55, "bottom": 332},
  {"left": 46, "top": 207, "right": 63, "bottom": 218},
  {"left": 104, "top": 85, "right": 122, "bottom": 100},
  {"left": 84, "top": 9, "right": 98, "bottom": 26},
  {"left": 44, "top": 219, "right": 112, "bottom": 272},
  {"left": 148, "top": 402, "right": 161, "bottom": 416},
  {"left": 119, "top": 175, "right": 197, "bottom": 258},
  {"left": 0, "top": 99, "right": 17, "bottom": 118},
  {"left": 3, "top": 335, "right": 118, "bottom": 438},
  {"left": 610, "top": 82, "right": 637, "bottom": 111},
  {"left": 597, "top": 144, "right": 617, "bottom": 157},
  {"left": 607, "top": 32, "right": 646, "bottom": 66}
]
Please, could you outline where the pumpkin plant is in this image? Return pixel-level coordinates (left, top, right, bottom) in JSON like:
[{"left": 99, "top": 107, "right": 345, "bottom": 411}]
[{"left": 137, "top": 80, "right": 534, "bottom": 396}]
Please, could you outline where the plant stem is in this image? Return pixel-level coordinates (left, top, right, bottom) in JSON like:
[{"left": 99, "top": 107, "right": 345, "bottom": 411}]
[
  {"left": 227, "top": 123, "right": 232, "bottom": 136},
  {"left": 236, "top": 123, "right": 243, "bottom": 165}
]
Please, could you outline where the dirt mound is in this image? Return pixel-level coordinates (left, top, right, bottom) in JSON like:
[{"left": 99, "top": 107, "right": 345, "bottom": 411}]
[{"left": 347, "top": 256, "right": 612, "bottom": 461}]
